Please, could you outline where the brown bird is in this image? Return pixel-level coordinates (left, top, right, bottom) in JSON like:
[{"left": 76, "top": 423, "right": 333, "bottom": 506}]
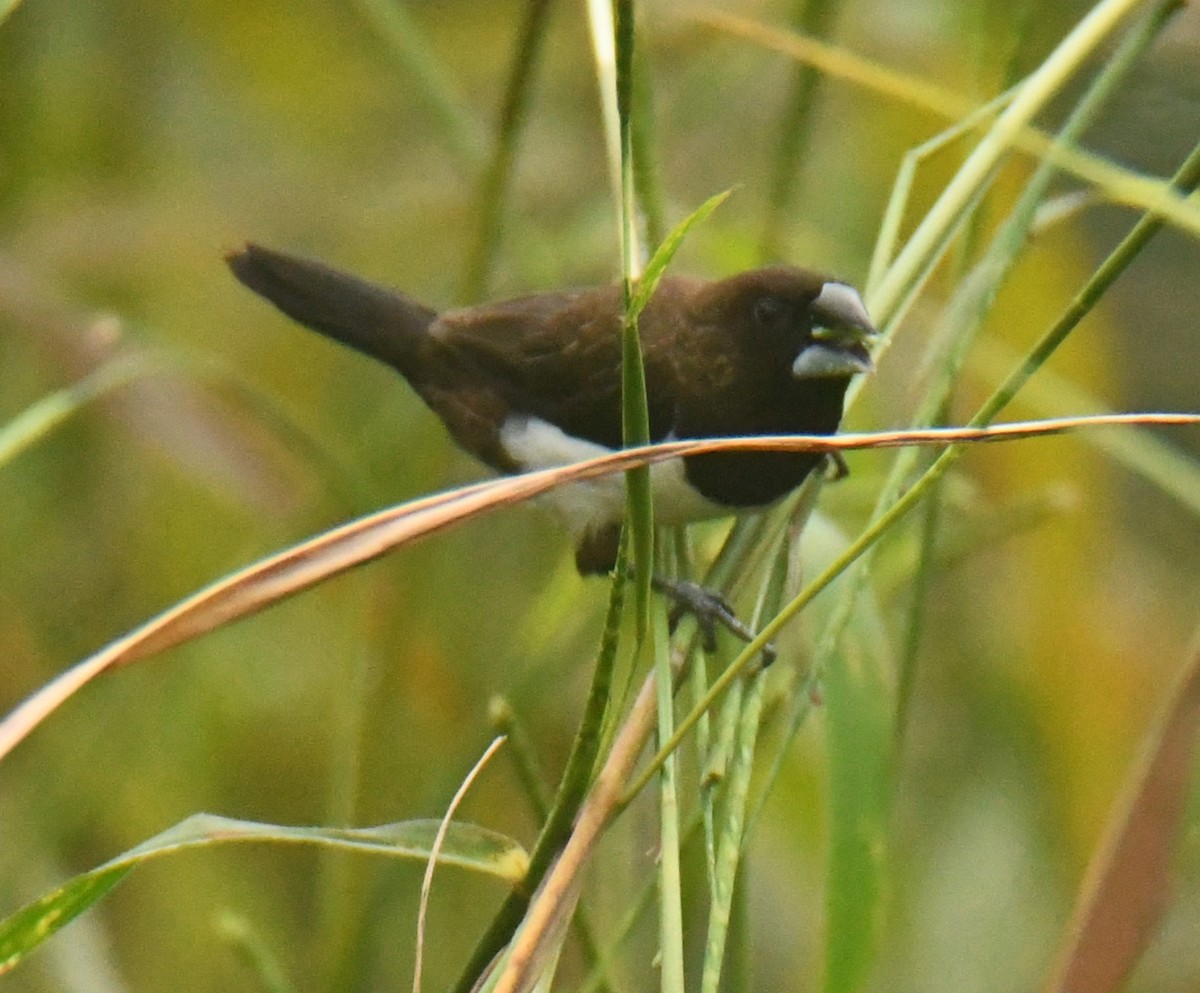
[{"left": 227, "top": 245, "right": 875, "bottom": 640}]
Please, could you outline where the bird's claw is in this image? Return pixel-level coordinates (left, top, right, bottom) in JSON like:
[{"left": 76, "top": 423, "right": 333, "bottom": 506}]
[{"left": 654, "top": 577, "right": 776, "bottom": 664}]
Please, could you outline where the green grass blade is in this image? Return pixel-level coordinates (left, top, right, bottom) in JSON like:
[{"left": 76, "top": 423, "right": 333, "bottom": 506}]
[
  {"left": 586, "top": 0, "right": 651, "bottom": 633},
  {"left": 976, "top": 140, "right": 1200, "bottom": 423},
  {"left": 701, "top": 11, "right": 1200, "bottom": 245},
  {"left": 970, "top": 336, "right": 1200, "bottom": 517},
  {"left": 0, "top": 352, "right": 167, "bottom": 469},
  {"left": 632, "top": 188, "right": 733, "bottom": 318},
  {"left": 587, "top": 0, "right": 627, "bottom": 257},
  {"left": 893, "top": 472, "right": 943, "bottom": 749},
  {"left": 0, "top": 866, "right": 131, "bottom": 978},
  {"left": 0, "top": 814, "right": 527, "bottom": 977},
  {"left": 699, "top": 671, "right": 765, "bottom": 993},
  {"left": 128, "top": 814, "right": 530, "bottom": 876},
  {"left": 612, "top": 3, "right": 685, "bottom": 984},
  {"left": 621, "top": 308, "right": 654, "bottom": 635},
  {"left": 869, "top": 0, "right": 1149, "bottom": 325},
  {"left": 841, "top": 0, "right": 1185, "bottom": 764},
  {"left": 807, "top": 149, "right": 1200, "bottom": 958},
  {"left": 652, "top": 597, "right": 686, "bottom": 993}
]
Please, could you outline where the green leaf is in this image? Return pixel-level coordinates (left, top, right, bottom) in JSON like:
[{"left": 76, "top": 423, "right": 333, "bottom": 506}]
[
  {"left": 0, "top": 813, "right": 527, "bottom": 977},
  {"left": 0, "top": 866, "right": 131, "bottom": 977},
  {"left": 632, "top": 188, "right": 733, "bottom": 319}
]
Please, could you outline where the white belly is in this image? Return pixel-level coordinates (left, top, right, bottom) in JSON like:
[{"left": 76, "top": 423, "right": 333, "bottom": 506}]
[{"left": 498, "top": 415, "right": 730, "bottom": 535}]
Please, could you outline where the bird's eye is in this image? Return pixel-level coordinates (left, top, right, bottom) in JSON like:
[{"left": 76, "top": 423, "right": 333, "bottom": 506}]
[{"left": 752, "top": 296, "right": 787, "bottom": 327}]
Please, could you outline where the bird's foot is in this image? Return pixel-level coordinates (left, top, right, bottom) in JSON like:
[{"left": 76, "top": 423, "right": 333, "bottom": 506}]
[{"left": 651, "top": 576, "right": 776, "bottom": 665}]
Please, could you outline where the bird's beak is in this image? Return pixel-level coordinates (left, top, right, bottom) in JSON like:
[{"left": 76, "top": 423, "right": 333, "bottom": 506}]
[{"left": 792, "top": 281, "right": 876, "bottom": 380}]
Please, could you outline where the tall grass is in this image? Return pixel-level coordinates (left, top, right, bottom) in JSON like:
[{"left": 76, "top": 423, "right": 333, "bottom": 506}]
[{"left": 1, "top": 1, "right": 1199, "bottom": 992}]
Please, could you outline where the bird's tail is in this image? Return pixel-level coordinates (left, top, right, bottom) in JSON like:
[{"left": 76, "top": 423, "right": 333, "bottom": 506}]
[{"left": 226, "top": 243, "right": 437, "bottom": 373}]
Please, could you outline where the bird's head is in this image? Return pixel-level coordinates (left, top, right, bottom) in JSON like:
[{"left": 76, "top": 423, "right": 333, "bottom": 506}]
[{"left": 693, "top": 266, "right": 876, "bottom": 384}]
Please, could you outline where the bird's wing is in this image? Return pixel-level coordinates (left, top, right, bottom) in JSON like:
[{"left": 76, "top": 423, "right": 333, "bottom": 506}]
[{"left": 431, "top": 286, "right": 679, "bottom": 451}]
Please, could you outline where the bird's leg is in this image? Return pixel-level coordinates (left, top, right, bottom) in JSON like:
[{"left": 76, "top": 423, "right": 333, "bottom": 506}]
[
  {"left": 591, "top": 526, "right": 775, "bottom": 661},
  {"left": 649, "top": 575, "right": 777, "bottom": 665},
  {"left": 651, "top": 456, "right": 847, "bottom": 659}
]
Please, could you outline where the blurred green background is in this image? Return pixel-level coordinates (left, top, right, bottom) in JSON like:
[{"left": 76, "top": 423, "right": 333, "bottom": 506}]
[{"left": 2, "top": 0, "right": 1199, "bottom": 991}]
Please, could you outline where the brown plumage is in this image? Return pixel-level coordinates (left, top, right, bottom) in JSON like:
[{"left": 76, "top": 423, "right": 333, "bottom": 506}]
[{"left": 227, "top": 243, "right": 874, "bottom": 575}]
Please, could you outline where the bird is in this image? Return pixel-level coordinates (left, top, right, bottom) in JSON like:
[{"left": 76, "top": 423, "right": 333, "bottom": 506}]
[{"left": 226, "top": 244, "right": 875, "bottom": 644}]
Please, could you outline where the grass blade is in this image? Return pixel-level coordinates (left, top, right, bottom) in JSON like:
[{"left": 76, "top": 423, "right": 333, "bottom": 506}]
[
  {"left": 0, "top": 352, "right": 168, "bottom": 469},
  {"left": 0, "top": 868, "right": 131, "bottom": 979},
  {"left": 631, "top": 188, "right": 733, "bottom": 318},
  {"left": 0, "top": 815, "right": 527, "bottom": 978},
  {"left": 1043, "top": 630, "right": 1200, "bottom": 993}
]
